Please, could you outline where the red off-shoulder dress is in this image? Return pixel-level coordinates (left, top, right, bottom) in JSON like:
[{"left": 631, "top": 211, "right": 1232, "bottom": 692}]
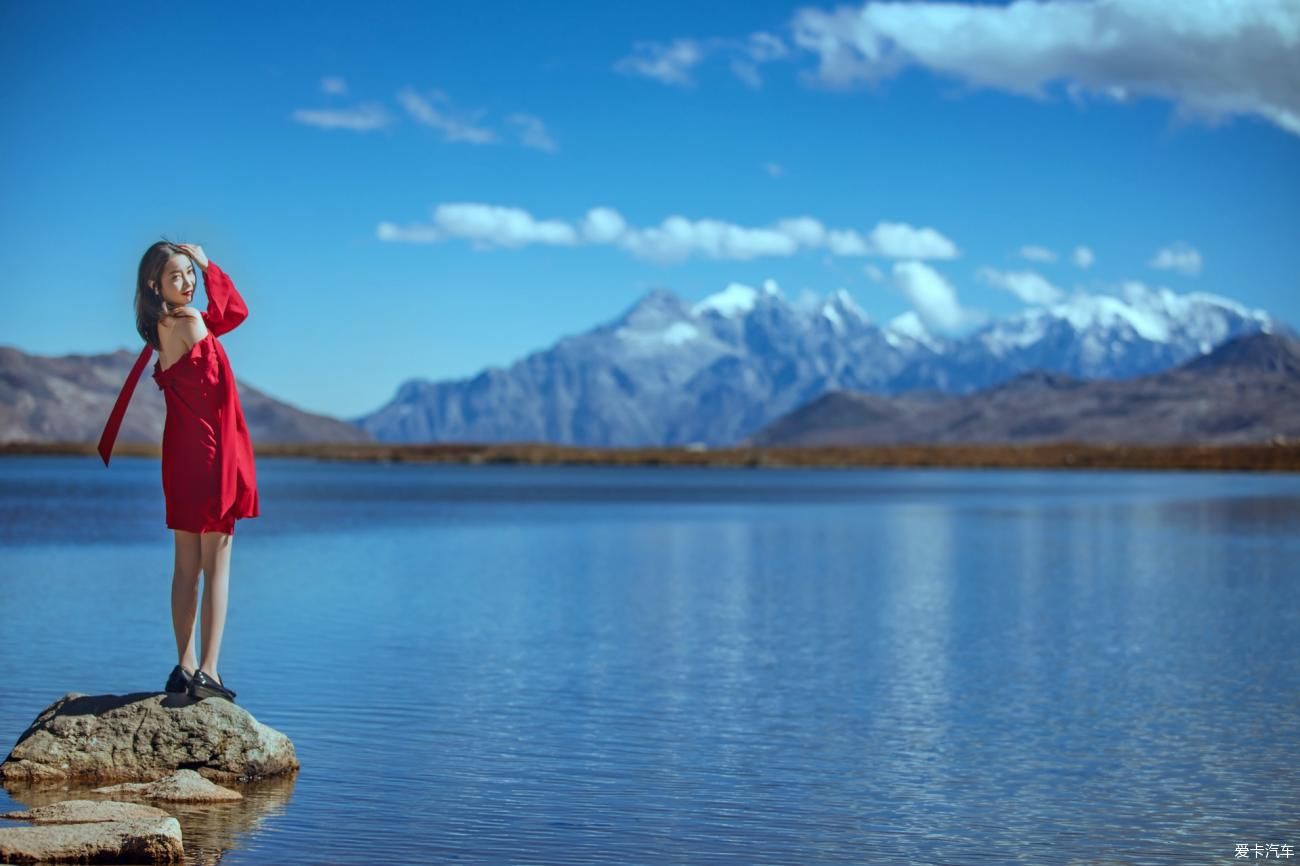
[{"left": 98, "top": 260, "right": 260, "bottom": 535}]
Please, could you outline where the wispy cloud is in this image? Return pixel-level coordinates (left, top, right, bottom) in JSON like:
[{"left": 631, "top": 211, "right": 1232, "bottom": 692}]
[
  {"left": 296, "top": 84, "right": 556, "bottom": 150},
  {"left": 616, "top": 31, "right": 790, "bottom": 89},
  {"left": 506, "top": 113, "right": 558, "bottom": 153},
  {"left": 1072, "top": 245, "right": 1095, "bottom": 269},
  {"left": 790, "top": 0, "right": 1300, "bottom": 137},
  {"left": 1149, "top": 241, "right": 1203, "bottom": 275},
  {"left": 289, "top": 103, "right": 393, "bottom": 131},
  {"left": 378, "top": 204, "right": 960, "bottom": 264},
  {"left": 395, "top": 87, "right": 496, "bottom": 144},
  {"left": 1019, "top": 245, "right": 1057, "bottom": 263},
  {"left": 614, "top": 38, "right": 707, "bottom": 87},
  {"left": 978, "top": 267, "right": 1066, "bottom": 305}
]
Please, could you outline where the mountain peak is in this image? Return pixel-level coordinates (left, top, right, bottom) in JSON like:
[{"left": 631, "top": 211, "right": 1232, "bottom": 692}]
[
  {"left": 1180, "top": 330, "right": 1300, "bottom": 377},
  {"left": 617, "top": 287, "right": 691, "bottom": 329},
  {"left": 692, "top": 280, "right": 783, "bottom": 318},
  {"left": 824, "top": 288, "right": 868, "bottom": 321}
]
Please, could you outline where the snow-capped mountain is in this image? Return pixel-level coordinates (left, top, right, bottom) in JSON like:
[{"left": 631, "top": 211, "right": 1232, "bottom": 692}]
[
  {"left": 354, "top": 280, "right": 1286, "bottom": 447},
  {"left": 890, "top": 282, "right": 1280, "bottom": 394}
]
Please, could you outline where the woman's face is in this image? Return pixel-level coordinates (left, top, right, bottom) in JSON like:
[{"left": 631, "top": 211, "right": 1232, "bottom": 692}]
[{"left": 153, "top": 253, "right": 196, "bottom": 307}]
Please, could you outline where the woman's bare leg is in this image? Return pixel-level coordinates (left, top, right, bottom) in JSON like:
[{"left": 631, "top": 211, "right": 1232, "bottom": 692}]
[
  {"left": 198, "top": 530, "right": 233, "bottom": 685},
  {"left": 171, "top": 530, "right": 203, "bottom": 674}
]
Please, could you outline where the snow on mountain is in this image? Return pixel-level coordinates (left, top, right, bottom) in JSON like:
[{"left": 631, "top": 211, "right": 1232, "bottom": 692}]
[
  {"left": 884, "top": 311, "right": 943, "bottom": 352},
  {"left": 692, "top": 279, "right": 784, "bottom": 318},
  {"left": 957, "top": 283, "right": 1277, "bottom": 388},
  {"left": 355, "top": 280, "right": 1285, "bottom": 446}
]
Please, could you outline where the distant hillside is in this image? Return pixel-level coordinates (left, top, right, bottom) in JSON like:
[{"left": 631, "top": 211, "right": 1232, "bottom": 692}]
[
  {"left": 747, "top": 331, "right": 1300, "bottom": 446},
  {"left": 0, "top": 344, "right": 372, "bottom": 446}
]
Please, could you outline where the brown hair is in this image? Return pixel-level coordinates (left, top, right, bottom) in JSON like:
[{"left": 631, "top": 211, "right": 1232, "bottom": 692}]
[{"left": 134, "top": 237, "right": 194, "bottom": 351}]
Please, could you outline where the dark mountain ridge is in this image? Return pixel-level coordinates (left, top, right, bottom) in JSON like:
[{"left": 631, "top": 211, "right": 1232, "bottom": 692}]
[{"left": 748, "top": 331, "right": 1300, "bottom": 447}]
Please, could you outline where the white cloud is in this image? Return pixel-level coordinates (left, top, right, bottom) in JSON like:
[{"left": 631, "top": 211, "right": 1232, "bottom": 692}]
[
  {"left": 380, "top": 203, "right": 960, "bottom": 264},
  {"left": 382, "top": 203, "right": 579, "bottom": 249},
  {"left": 775, "top": 216, "right": 827, "bottom": 246},
  {"left": 1019, "top": 245, "right": 1057, "bottom": 263},
  {"left": 506, "top": 113, "right": 557, "bottom": 152},
  {"left": 1149, "top": 241, "right": 1203, "bottom": 275},
  {"left": 892, "top": 260, "right": 978, "bottom": 334},
  {"left": 395, "top": 88, "right": 496, "bottom": 144},
  {"left": 978, "top": 267, "right": 1066, "bottom": 305},
  {"left": 764, "top": 162, "right": 784, "bottom": 178},
  {"left": 614, "top": 38, "right": 706, "bottom": 86},
  {"left": 289, "top": 103, "right": 392, "bottom": 131},
  {"left": 321, "top": 76, "right": 348, "bottom": 96},
  {"left": 790, "top": 0, "right": 1300, "bottom": 137},
  {"left": 580, "top": 207, "right": 627, "bottom": 244},
  {"left": 866, "top": 222, "right": 959, "bottom": 259},
  {"left": 1073, "top": 245, "right": 1095, "bottom": 268},
  {"left": 620, "top": 216, "right": 800, "bottom": 263},
  {"left": 827, "top": 229, "right": 870, "bottom": 256},
  {"left": 618, "top": 32, "right": 791, "bottom": 89}
]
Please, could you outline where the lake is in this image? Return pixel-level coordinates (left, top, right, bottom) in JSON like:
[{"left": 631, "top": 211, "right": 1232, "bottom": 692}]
[{"left": 0, "top": 456, "right": 1297, "bottom": 865}]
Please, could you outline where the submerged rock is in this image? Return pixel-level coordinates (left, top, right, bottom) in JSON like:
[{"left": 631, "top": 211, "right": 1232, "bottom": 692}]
[
  {"left": 0, "top": 815, "right": 183, "bottom": 863},
  {"left": 93, "top": 768, "right": 242, "bottom": 802},
  {"left": 0, "top": 692, "right": 299, "bottom": 785},
  {"left": 2, "top": 799, "right": 171, "bottom": 824}
]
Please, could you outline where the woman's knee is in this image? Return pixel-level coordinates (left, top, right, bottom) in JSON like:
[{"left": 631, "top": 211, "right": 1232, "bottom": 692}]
[
  {"left": 173, "top": 530, "right": 202, "bottom": 580},
  {"left": 200, "top": 530, "right": 233, "bottom": 576}
]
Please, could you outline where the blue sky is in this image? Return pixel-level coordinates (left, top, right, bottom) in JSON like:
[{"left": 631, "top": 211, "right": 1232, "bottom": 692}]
[{"left": 2, "top": 0, "right": 1297, "bottom": 419}]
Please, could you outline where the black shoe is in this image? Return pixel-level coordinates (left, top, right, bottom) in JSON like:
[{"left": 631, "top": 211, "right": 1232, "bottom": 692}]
[
  {"left": 187, "top": 669, "right": 237, "bottom": 703},
  {"left": 165, "top": 664, "right": 194, "bottom": 694}
]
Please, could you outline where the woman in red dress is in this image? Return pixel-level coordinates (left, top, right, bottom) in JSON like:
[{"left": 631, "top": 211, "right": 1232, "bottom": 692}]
[{"left": 97, "top": 240, "right": 259, "bottom": 703}]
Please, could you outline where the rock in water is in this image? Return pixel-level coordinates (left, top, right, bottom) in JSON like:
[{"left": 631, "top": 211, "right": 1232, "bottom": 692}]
[
  {"left": 0, "top": 692, "right": 299, "bottom": 785},
  {"left": 0, "top": 816, "right": 183, "bottom": 863},
  {"left": 1, "top": 799, "right": 172, "bottom": 824},
  {"left": 93, "top": 769, "right": 243, "bottom": 802}
]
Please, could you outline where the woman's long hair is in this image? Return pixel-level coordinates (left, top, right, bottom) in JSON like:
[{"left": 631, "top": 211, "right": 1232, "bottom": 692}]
[{"left": 134, "top": 238, "right": 192, "bottom": 351}]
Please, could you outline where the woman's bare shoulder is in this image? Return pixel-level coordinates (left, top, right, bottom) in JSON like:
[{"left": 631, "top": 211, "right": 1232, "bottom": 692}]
[
  {"left": 159, "top": 307, "right": 202, "bottom": 325},
  {"left": 158, "top": 308, "right": 208, "bottom": 351}
]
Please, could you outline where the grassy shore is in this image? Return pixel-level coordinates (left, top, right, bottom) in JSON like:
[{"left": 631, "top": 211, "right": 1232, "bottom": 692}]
[{"left": 5, "top": 440, "right": 1299, "bottom": 471}]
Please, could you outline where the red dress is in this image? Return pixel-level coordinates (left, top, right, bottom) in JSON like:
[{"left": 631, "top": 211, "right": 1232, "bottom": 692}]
[{"left": 98, "top": 260, "right": 260, "bottom": 535}]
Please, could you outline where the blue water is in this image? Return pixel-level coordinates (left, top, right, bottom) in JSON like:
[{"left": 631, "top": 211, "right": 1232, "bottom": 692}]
[{"left": 0, "top": 456, "right": 1297, "bottom": 865}]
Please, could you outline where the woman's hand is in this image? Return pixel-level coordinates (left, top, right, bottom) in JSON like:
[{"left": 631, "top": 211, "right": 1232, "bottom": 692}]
[{"left": 176, "top": 243, "right": 209, "bottom": 272}]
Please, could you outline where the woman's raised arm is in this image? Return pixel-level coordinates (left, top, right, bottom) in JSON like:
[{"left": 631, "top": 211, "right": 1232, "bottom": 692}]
[{"left": 201, "top": 260, "right": 250, "bottom": 337}]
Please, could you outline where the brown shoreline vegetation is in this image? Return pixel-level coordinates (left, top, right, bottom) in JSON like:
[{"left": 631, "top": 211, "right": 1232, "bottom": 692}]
[{"left": 4, "top": 439, "right": 1300, "bottom": 471}]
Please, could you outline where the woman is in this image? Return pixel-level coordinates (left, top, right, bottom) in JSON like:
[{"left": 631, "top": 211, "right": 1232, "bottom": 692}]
[{"left": 98, "top": 240, "right": 259, "bottom": 703}]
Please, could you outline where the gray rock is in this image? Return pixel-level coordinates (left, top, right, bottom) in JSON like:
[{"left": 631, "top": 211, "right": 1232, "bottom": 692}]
[
  {"left": 0, "top": 692, "right": 299, "bottom": 785},
  {"left": 1, "top": 799, "right": 171, "bottom": 824},
  {"left": 93, "top": 769, "right": 242, "bottom": 802},
  {"left": 0, "top": 816, "right": 183, "bottom": 863}
]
